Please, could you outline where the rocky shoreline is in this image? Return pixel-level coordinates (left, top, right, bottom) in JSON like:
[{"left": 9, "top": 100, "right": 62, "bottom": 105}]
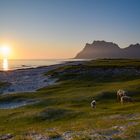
[{"left": 0, "top": 61, "right": 84, "bottom": 95}]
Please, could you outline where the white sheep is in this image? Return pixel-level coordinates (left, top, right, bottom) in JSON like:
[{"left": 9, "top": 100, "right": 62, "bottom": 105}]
[
  {"left": 117, "top": 89, "right": 127, "bottom": 101},
  {"left": 91, "top": 100, "right": 96, "bottom": 109}
]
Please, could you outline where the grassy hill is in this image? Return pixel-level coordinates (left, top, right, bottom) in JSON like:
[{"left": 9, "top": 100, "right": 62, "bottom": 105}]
[{"left": 0, "top": 59, "right": 140, "bottom": 140}]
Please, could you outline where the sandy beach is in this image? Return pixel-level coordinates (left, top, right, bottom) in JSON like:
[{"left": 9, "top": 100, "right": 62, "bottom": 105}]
[{"left": 0, "top": 61, "right": 84, "bottom": 94}]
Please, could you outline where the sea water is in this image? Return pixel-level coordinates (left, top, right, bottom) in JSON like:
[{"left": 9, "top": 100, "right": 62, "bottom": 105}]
[{"left": 0, "top": 59, "right": 84, "bottom": 71}]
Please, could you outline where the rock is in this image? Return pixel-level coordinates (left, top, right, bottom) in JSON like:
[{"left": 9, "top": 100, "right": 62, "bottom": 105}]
[
  {"left": 26, "top": 131, "right": 49, "bottom": 140},
  {"left": 0, "top": 134, "right": 13, "bottom": 140}
]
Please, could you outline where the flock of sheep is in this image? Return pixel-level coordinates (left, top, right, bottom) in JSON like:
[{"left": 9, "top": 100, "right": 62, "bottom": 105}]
[
  {"left": 117, "top": 89, "right": 134, "bottom": 104},
  {"left": 91, "top": 89, "right": 134, "bottom": 109}
]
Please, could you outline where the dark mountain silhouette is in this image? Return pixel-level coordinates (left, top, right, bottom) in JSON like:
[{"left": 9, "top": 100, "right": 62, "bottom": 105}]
[{"left": 75, "top": 41, "right": 140, "bottom": 59}]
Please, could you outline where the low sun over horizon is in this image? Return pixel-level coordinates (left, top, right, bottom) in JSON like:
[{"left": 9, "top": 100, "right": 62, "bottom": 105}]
[
  {"left": 0, "top": 0, "right": 140, "bottom": 59},
  {"left": 0, "top": 41, "right": 80, "bottom": 59}
]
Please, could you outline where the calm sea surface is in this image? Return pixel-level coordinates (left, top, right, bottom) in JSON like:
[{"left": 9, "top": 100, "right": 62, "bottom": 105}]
[{"left": 0, "top": 59, "right": 84, "bottom": 71}]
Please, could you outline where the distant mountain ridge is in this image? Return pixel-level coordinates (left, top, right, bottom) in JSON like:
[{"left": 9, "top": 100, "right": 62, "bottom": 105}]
[{"left": 75, "top": 41, "right": 140, "bottom": 59}]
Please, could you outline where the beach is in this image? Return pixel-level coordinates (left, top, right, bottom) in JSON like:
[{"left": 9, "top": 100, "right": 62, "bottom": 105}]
[{"left": 0, "top": 61, "right": 84, "bottom": 94}]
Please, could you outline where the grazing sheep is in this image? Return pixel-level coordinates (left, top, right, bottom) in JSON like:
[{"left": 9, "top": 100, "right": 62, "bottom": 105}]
[
  {"left": 91, "top": 100, "right": 96, "bottom": 109},
  {"left": 120, "top": 96, "right": 133, "bottom": 104},
  {"left": 117, "top": 89, "right": 127, "bottom": 101}
]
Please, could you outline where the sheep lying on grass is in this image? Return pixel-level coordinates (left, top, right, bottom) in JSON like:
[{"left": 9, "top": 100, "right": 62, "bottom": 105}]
[
  {"left": 117, "top": 89, "right": 134, "bottom": 104},
  {"left": 121, "top": 96, "right": 134, "bottom": 104},
  {"left": 117, "top": 89, "right": 126, "bottom": 101},
  {"left": 91, "top": 100, "right": 96, "bottom": 109}
]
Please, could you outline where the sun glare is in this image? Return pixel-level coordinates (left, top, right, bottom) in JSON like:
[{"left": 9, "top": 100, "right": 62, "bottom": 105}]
[
  {"left": 3, "top": 58, "right": 9, "bottom": 71},
  {"left": 0, "top": 45, "right": 11, "bottom": 58}
]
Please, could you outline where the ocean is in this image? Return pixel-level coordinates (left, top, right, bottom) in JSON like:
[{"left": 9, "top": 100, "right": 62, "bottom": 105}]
[{"left": 0, "top": 59, "right": 84, "bottom": 71}]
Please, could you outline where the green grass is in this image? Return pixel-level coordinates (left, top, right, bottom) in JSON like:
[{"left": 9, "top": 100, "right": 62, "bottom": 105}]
[{"left": 0, "top": 59, "right": 140, "bottom": 139}]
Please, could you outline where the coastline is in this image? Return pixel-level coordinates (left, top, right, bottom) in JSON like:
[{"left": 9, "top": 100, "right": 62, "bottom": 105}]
[
  {"left": 0, "top": 58, "right": 87, "bottom": 72},
  {"left": 0, "top": 61, "right": 85, "bottom": 94}
]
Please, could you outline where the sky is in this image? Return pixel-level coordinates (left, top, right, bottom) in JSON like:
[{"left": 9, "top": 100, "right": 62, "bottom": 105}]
[{"left": 0, "top": 0, "right": 140, "bottom": 59}]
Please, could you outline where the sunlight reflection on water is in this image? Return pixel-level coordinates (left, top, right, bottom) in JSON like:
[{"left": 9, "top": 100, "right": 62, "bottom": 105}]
[{"left": 3, "top": 58, "right": 9, "bottom": 71}]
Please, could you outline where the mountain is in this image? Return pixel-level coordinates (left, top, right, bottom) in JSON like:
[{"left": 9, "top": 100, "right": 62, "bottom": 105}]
[{"left": 75, "top": 41, "right": 140, "bottom": 59}]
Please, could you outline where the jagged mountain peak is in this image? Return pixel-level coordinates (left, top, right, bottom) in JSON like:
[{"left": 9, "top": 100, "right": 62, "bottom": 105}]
[
  {"left": 75, "top": 40, "right": 140, "bottom": 59},
  {"left": 85, "top": 40, "right": 119, "bottom": 48},
  {"left": 126, "top": 43, "right": 140, "bottom": 49}
]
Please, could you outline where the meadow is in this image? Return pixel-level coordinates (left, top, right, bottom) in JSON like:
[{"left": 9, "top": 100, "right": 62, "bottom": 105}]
[{"left": 0, "top": 59, "right": 140, "bottom": 140}]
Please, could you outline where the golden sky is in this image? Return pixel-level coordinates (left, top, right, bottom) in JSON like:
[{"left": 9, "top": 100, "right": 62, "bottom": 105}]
[{"left": 0, "top": 38, "right": 81, "bottom": 59}]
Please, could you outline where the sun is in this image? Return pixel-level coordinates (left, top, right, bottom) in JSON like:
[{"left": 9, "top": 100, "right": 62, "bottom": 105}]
[{"left": 0, "top": 45, "right": 11, "bottom": 58}]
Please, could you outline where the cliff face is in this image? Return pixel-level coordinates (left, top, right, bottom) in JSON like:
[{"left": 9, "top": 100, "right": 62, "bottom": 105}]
[{"left": 75, "top": 41, "right": 140, "bottom": 59}]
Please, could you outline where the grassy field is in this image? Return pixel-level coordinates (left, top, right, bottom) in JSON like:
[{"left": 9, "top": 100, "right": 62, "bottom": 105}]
[{"left": 0, "top": 59, "right": 140, "bottom": 139}]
